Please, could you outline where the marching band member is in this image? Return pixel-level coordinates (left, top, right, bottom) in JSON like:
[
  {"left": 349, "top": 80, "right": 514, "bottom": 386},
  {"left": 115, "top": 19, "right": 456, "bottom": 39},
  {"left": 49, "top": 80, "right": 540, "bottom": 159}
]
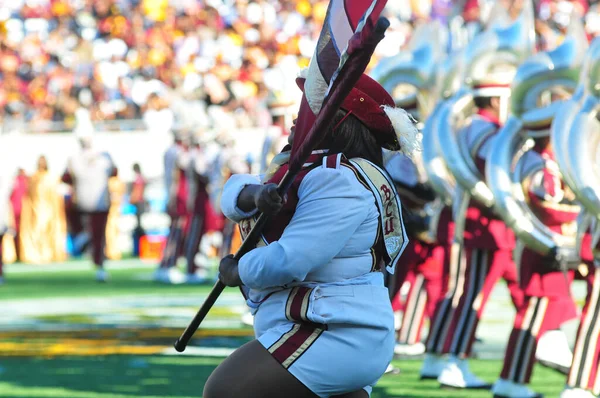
[
  {"left": 203, "top": 1, "right": 421, "bottom": 393},
  {"left": 485, "top": 32, "right": 589, "bottom": 397},
  {"left": 155, "top": 132, "right": 191, "bottom": 284},
  {"left": 423, "top": 16, "right": 531, "bottom": 387},
  {"left": 206, "top": 71, "right": 417, "bottom": 398},
  {"left": 64, "top": 134, "right": 116, "bottom": 282},
  {"left": 493, "top": 122, "right": 580, "bottom": 398},
  {"left": 424, "top": 74, "right": 523, "bottom": 388},
  {"left": 558, "top": 37, "right": 600, "bottom": 398},
  {"left": 183, "top": 130, "right": 250, "bottom": 285},
  {"left": 183, "top": 134, "right": 219, "bottom": 284},
  {"left": 434, "top": 71, "right": 523, "bottom": 390},
  {"left": 418, "top": 49, "right": 465, "bottom": 379},
  {"left": 562, "top": 223, "right": 600, "bottom": 398}
]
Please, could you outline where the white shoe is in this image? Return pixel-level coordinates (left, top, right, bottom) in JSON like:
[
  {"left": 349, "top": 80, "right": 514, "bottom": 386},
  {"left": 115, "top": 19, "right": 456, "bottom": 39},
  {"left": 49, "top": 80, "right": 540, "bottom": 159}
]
[
  {"left": 95, "top": 269, "right": 108, "bottom": 283},
  {"left": 420, "top": 354, "right": 447, "bottom": 380},
  {"left": 165, "top": 267, "right": 186, "bottom": 284},
  {"left": 536, "top": 330, "right": 573, "bottom": 374},
  {"left": 241, "top": 312, "right": 254, "bottom": 327},
  {"left": 394, "top": 311, "right": 402, "bottom": 330},
  {"left": 384, "top": 363, "right": 400, "bottom": 375},
  {"left": 154, "top": 268, "right": 185, "bottom": 284},
  {"left": 560, "top": 387, "right": 598, "bottom": 398},
  {"left": 492, "top": 378, "right": 543, "bottom": 397},
  {"left": 395, "top": 342, "right": 426, "bottom": 356},
  {"left": 186, "top": 269, "right": 208, "bottom": 284},
  {"left": 437, "top": 356, "right": 492, "bottom": 389}
]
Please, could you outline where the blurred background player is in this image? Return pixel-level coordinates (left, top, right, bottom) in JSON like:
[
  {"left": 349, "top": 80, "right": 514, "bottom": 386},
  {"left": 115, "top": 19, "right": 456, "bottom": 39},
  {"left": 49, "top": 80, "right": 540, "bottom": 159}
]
[
  {"left": 422, "top": 13, "right": 530, "bottom": 389},
  {"left": 64, "top": 134, "right": 116, "bottom": 282},
  {"left": 184, "top": 134, "right": 217, "bottom": 284}
]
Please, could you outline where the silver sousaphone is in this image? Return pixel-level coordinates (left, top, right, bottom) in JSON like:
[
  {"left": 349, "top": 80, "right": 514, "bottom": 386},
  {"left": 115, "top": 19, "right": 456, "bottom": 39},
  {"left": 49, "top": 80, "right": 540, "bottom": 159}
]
[
  {"left": 558, "top": 38, "right": 600, "bottom": 219},
  {"left": 551, "top": 38, "right": 600, "bottom": 257},
  {"left": 422, "top": 1, "right": 523, "bottom": 206},
  {"left": 486, "top": 23, "right": 588, "bottom": 255},
  {"left": 436, "top": 1, "right": 536, "bottom": 213}
]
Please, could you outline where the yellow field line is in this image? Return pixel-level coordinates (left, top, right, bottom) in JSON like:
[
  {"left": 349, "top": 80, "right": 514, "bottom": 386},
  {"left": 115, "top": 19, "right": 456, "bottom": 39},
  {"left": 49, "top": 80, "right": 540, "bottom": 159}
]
[
  {"left": 0, "top": 341, "right": 166, "bottom": 357},
  {"left": 0, "top": 328, "right": 253, "bottom": 340}
]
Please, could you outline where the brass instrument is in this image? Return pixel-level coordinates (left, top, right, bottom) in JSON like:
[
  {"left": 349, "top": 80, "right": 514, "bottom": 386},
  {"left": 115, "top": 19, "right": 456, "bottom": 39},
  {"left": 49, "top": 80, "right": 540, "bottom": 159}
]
[
  {"left": 437, "top": 5, "right": 536, "bottom": 209},
  {"left": 486, "top": 22, "right": 588, "bottom": 255},
  {"left": 556, "top": 38, "right": 600, "bottom": 219}
]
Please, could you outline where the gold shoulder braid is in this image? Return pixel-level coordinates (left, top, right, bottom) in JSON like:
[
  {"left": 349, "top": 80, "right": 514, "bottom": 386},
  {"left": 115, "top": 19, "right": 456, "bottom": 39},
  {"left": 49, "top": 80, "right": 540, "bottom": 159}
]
[{"left": 345, "top": 158, "right": 408, "bottom": 273}]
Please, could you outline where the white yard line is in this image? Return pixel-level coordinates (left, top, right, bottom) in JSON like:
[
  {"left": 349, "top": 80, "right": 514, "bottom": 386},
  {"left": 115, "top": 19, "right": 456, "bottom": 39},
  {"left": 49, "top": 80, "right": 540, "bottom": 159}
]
[
  {"left": 5, "top": 259, "right": 158, "bottom": 274},
  {"left": 159, "top": 346, "right": 236, "bottom": 357}
]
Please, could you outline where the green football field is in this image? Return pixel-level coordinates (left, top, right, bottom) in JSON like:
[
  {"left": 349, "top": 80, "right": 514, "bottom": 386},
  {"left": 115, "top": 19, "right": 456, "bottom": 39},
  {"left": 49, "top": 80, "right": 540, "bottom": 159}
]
[{"left": 0, "top": 260, "right": 568, "bottom": 397}]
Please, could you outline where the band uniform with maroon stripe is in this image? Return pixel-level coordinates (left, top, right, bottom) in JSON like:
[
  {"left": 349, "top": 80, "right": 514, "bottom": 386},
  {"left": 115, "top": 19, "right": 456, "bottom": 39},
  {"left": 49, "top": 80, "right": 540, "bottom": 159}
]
[
  {"left": 156, "top": 141, "right": 191, "bottom": 283},
  {"left": 221, "top": 151, "right": 408, "bottom": 396},
  {"left": 206, "top": 0, "right": 421, "bottom": 394},
  {"left": 183, "top": 139, "right": 221, "bottom": 282},
  {"left": 424, "top": 109, "right": 524, "bottom": 388},
  {"left": 562, "top": 223, "right": 600, "bottom": 398},
  {"left": 493, "top": 144, "right": 579, "bottom": 398},
  {"left": 217, "top": 69, "right": 417, "bottom": 395}
]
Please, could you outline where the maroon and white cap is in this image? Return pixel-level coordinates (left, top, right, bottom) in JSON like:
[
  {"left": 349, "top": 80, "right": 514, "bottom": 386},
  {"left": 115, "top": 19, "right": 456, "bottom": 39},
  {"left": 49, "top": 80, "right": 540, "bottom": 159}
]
[{"left": 296, "top": 71, "right": 420, "bottom": 157}]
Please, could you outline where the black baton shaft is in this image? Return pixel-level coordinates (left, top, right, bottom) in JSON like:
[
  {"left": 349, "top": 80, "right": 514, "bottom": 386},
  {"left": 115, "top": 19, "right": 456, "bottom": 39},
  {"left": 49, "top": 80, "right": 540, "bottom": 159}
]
[
  {"left": 174, "top": 16, "right": 390, "bottom": 352},
  {"left": 174, "top": 171, "right": 295, "bottom": 352}
]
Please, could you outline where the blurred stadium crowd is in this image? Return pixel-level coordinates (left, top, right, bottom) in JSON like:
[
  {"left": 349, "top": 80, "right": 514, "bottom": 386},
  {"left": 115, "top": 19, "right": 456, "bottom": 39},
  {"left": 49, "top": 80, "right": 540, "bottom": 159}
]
[
  {"left": 0, "top": 0, "right": 332, "bottom": 134},
  {"left": 2, "top": 0, "right": 600, "bottom": 267},
  {"left": 5, "top": 0, "right": 598, "bottom": 135}
]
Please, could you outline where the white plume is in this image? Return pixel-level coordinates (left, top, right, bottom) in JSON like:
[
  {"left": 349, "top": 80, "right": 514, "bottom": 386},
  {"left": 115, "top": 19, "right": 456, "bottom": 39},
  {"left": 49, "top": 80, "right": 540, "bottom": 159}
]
[
  {"left": 382, "top": 105, "right": 422, "bottom": 159},
  {"left": 298, "top": 67, "right": 309, "bottom": 79}
]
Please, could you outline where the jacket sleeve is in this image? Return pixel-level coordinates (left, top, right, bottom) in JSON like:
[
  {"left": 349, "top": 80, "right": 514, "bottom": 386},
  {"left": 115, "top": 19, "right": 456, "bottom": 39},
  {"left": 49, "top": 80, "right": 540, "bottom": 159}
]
[
  {"left": 220, "top": 173, "right": 262, "bottom": 222},
  {"left": 238, "top": 166, "right": 371, "bottom": 290}
]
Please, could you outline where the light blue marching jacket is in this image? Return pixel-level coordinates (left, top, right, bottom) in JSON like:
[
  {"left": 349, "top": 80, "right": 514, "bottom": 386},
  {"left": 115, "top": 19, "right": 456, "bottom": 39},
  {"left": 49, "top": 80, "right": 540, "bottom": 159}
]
[{"left": 220, "top": 152, "right": 408, "bottom": 396}]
